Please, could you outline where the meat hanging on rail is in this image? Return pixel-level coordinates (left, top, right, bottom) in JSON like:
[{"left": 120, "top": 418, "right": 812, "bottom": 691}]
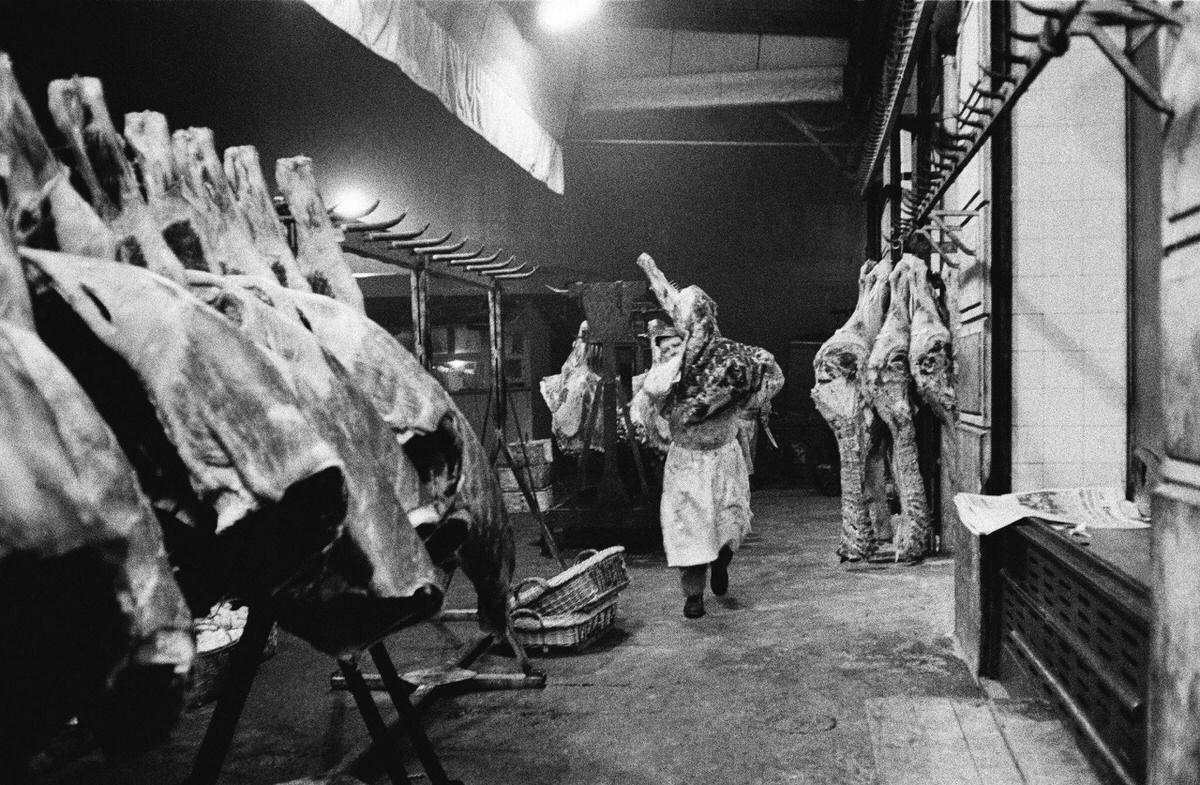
[
  {"left": 275, "top": 155, "right": 366, "bottom": 311},
  {"left": 908, "top": 259, "right": 957, "bottom": 424},
  {"left": 222, "top": 277, "right": 518, "bottom": 650},
  {"left": 46, "top": 76, "right": 188, "bottom": 283},
  {"left": 223, "top": 145, "right": 313, "bottom": 293},
  {"left": 866, "top": 256, "right": 934, "bottom": 562},
  {"left": 812, "top": 258, "right": 894, "bottom": 562},
  {"left": 187, "top": 271, "right": 445, "bottom": 654},
  {"left": 0, "top": 224, "right": 193, "bottom": 773}
]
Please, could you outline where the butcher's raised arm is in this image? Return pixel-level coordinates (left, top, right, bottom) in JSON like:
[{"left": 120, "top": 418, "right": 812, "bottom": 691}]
[{"left": 636, "top": 252, "right": 680, "bottom": 314}]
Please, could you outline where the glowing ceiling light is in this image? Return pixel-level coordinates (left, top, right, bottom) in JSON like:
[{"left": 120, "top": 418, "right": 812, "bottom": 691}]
[
  {"left": 330, "top": 188, "right": 374, "bottom": 219},
  {"left": 538, "top": 0, "right": 601, "bottom": 32}
]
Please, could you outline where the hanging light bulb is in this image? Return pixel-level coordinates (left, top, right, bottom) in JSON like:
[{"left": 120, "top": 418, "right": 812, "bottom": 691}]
[
  {"left": 538, "top": 0, "right": 601, "bottom": 33},
  {"left": 330, "top": 188, "right": 374, "bottom": 219}
]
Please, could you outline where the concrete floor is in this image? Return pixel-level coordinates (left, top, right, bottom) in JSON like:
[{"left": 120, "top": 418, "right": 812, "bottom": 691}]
[{"left": 36, "top": 490, "right": 1097, "bottom": 785}]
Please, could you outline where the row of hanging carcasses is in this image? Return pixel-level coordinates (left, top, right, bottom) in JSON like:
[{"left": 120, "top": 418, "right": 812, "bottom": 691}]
[
  {"left": 0, "top": 54, "right": 515, "bottom": 773},
  {"left": 811, "top": 254, "right": 958, "bottom": 564}
]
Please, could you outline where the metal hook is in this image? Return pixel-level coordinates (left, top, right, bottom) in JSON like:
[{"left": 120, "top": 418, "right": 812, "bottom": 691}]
[
  {"left": 450, "top": 249, "right": 501, "bottom": 267},
  {"left": 416, "top": 237, "right": 468, "bottom": 256},
  {"left": 433, "top": 245, "right": 487, "bottom": 263},
  {"left": 342, "top": 212, "right": 408, "bottom": 233},
  {"left": 391, "top": 230, "right": 453, "bottom": 250},
  {"left": 368, "top": 222, "right": 429, "bottom": 242}
]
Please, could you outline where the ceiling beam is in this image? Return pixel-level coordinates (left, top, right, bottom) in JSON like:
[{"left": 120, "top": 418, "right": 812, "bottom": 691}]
[{"left": 579, "top": 66, "right": 843, "bottom": 114}]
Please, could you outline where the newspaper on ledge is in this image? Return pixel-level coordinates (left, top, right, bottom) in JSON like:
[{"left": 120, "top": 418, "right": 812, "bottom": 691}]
[{"left": 953, "top": 486, "right": 1150, "bottom": 536}]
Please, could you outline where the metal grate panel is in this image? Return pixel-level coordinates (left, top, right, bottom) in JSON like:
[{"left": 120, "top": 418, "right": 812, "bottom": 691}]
[{"left": 1000, "top": 529, "right": 1148, "bottom": 781}]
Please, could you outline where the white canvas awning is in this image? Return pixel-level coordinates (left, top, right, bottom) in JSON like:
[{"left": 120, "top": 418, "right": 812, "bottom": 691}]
[{"left": 304, "top": 0, "right": 567, "bottom": 193}]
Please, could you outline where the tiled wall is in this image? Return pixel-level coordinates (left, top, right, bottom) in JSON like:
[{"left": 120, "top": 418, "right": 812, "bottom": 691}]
[{"left": 1011, "top": 39, "right": 1127, "bottom": 490}]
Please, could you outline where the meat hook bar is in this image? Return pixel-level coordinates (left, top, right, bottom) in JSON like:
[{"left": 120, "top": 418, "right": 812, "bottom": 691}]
[
  {"left": 391, "top": 230, "right": 453, "bottom": 250},
  {"left": 482, "top": 261, "right": 528, "bottom": 277},
  {"left": 466, "top": 254, "right": 515, "bottom": 272},
  {"left": 449, "top": 249, "right": 501, "bottom": 267},
  {"left": 910, "top": 0, "right": 1086, "bottom": 230},
  {"left": 432, "top": 244, "right": 486, "bottom": 263},
  {"left": 416, "top": 236, "right": 468, "bottom": 256},
  {"left": 329, "top": 198, "right": 380, "bottom": 221},
  {"left": 369, "top": 222, "right": 429, "bottom": 242},
  {"left": 491, "top": 265, "right": 539, "bottom": 280},
  {"left": 342, "top": 212, "right": 407, "bottom": 233}
]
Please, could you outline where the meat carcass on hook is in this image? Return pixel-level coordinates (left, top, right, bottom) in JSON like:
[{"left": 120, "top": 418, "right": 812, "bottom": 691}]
[
  {"left": 866, "top": 256, "right": 933, "bottom": 562},
  {"left": 216, "top": 276, "right": 519, "bottom": 662},
  {"left": 275, "top": 156, "right": 366, "bottom": 311},
  {"left": 812, "top": 258, "right": 893, "bottom": 561},
  {"left": 171, "top": 128, "right": 282, "bottom": 282},
  {"left": 0, "top": 54, "right": 117, "bottom": 258},
  {"left": 20, "top": 248, "right": 348, "bottom": 611},
  {"left": 45, "top": 76, "right": 187, "bottom": 282},
  {"left": 187, "top": 271, "right": 443, "bottom": 654},
  {"left": 908, "top": 260, "right": 957, "bottom": 424},
  {"left": 223, "top": 146, "right": 311, "bottom": 292},
  {"left": 0, "top": 222, "right": 192, "bottom": 768},
  {"left": 123, "top": 111, "right": 214, "bottom": 272}
]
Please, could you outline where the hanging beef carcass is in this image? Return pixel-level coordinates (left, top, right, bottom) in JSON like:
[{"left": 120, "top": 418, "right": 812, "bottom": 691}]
[
  {"left": 171, "top": 127, "right": 289, "bottom": 283},
  {"left": 17, "top": 248, "right": 350, "bottom": 613},
  {"left": 866, "top": 256, "right": 932, "bottom": 562},
  {"left": 539, "top": 320, "right": 605, "bottom": 453},
  {"left": 0, "top": 55, "right": 119, "bottom": 258},
  {"left": 45, "top": 76, "right": 187, "bottom": 283},
  {"left": 124, "top": 111, "right": 215, "bottom": 272},
  {"left": 812, "top": 258, "right": 894, "bottom": 561},
  {"left": 187, "top": 271, "right": 444, "bottom": 654},
  {"left": 0, "top": 224, "right": 193, "bottom": 770},
  {"left": 213, "top": 275, "right": 520, "bottom": 660},
  {"left": 223, "top": 145, "right": 313, "bottom": 292},
  {"left": 274, "top": 155, "right": 366, "bottom": 311},
  {"left": 908, "top": 260, "right": 957, "bottom": 424}
]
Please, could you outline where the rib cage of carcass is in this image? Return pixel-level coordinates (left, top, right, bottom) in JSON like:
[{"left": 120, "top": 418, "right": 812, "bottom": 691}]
[{"left": 0, "top": 52, "right": 527, "bottom": 772}]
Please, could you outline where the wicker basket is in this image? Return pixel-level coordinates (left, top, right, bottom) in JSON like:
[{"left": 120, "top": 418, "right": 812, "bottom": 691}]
[
  {"left": 511, "top": 546, "right": 629, "bottom": 616},
  {"left": 511, "top": 596, "right": 619, "bottom": 652}
]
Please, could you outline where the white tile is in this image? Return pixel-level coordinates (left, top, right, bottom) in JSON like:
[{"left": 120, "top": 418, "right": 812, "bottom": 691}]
[
  {"left": 1013, "top": 314, "right": 1047, "bottom": 354},
  {"left": 1013, "top": 353, "right": 1046, "bottom": 393},
  {"left": 1044, "top": 425, "right": 1085, "bottom": 463},
  {"left": 1044, "top": 462, "right": 1085, "bottom": 487},
  {"left": 1082, "top": 277, "right": 1126, "bottom": 313},
  {"left": 1015, "top": 199, "right": 1055, "bottom": 242},
  {"left": 1013, "top": 426, "right": 1046, "bottom": 464},
  {"left": 1081, "top": 462, "right": 1126, "bottom": 489},
  {"left": 1013, "top": 463, "right": 1046, "bottom": 490},
  {"left": 1083, "top": 425, "right": 1126, "bottom": 464},
  {"left": 1014, "top": 385, "right": 1048, "bottom": 426},
  {"left": 1043, "top": 386, "right": 1085, "bottom": 427},
  {"left": 1089, "top": 351, "right": 1126, "bottom": 389},
  {"left": 1045, "top": 350, "right": 1086, "bottom": 391},
  {"left": 1082, "top": 386, "right": 1126, "bottom": 427},
  {"left": 1077, "top": 312, "right": 1125, "bottom": 346}
]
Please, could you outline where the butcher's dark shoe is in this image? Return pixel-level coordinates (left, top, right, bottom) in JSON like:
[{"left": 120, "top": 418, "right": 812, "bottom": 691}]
[
  {"left": 710, "top": 546, "right": 733, "bottom": 596},
  {"left": 683, "top": 595, "right": 705, "bottom": 619}
]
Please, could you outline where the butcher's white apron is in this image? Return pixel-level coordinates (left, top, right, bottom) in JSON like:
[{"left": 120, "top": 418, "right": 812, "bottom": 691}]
[{"left": 660, "top": 437, "right": 752, "bottom": 567}]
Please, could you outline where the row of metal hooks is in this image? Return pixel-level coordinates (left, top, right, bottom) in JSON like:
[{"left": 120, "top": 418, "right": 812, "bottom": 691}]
[
  {"left": 897, "top": 0, "right": 1180, "bottom": 248},
  {"left": 330, "top": 199, "right": 539, "bottom": 281}
]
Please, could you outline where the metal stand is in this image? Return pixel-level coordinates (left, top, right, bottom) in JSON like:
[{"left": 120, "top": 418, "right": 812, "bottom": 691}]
[
  {"left": 183, "top": 605, "right": 276, "bottom": 785},
  {"left": 337, "top": 657, "right": 415, "bottom": 785}
]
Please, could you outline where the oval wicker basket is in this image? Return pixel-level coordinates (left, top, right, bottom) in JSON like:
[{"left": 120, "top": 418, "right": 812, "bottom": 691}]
[{"left": 511, "top": 546, "right": 629, "bottom": 616}]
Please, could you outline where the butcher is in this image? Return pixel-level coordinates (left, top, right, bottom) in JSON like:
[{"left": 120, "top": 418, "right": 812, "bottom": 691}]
[{"left": 636, "top": 254, "right": 784, "bottom": 619}]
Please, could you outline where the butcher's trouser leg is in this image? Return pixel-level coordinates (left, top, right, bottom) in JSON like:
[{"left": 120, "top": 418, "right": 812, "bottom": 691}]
[{"left": 679, "top": 565, "right": 707, "bottom": 598}]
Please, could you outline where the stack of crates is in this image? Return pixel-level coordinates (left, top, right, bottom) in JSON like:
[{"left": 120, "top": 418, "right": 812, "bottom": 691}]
[{"left": 498, "top": 438, "right": 557, "bottom": 514}]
